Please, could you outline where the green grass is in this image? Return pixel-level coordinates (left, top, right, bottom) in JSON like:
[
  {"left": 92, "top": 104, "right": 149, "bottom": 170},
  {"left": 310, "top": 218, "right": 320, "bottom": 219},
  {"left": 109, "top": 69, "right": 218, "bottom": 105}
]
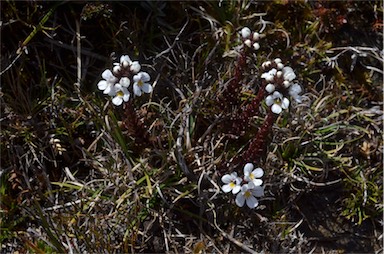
[{"left": 1, "top": 1, "right": 382, "bottom": 253}]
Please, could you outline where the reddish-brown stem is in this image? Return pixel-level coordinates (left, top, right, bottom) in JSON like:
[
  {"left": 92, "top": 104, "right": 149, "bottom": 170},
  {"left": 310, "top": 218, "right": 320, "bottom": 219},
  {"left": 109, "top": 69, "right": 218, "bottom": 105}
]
[
  {"left": 241, "top": 109, "right": 276, "bottom": 164},
  {"left": 219, "top": 49, "right": 247, "bottom": 109},
  {"left": 231, "top": 80, "right": 267, "bottom": 135},
  {"left": 122, "top": 101, "right": 150, "bottom": 151}
]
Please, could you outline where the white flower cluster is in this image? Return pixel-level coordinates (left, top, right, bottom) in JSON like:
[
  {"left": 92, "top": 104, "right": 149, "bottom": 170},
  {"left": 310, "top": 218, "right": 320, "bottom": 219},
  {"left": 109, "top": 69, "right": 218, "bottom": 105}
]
[
  {"left": 97, "top": 55, "right": 152, "bottom": 106},
  {"left": 221, "top": 163, "right": 264, "bottom": 209},
  {"left": 240, "top": 27, "right": 261, "bottom": 51},
  {"left": 261, "top": 58, "right": 302, "bottom": 114}
]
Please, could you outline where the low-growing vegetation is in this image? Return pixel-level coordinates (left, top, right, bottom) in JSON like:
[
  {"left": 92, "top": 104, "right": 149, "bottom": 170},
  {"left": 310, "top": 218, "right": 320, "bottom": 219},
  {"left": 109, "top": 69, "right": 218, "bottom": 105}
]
[{"left": 1, "top": 1, "right": 383, "bottom": 253}]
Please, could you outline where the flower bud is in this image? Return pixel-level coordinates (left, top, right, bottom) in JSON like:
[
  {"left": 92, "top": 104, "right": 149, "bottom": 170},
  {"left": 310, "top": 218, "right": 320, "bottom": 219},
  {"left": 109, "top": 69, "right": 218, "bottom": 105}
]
[
  {"left": 244, "top": 39, "right": 252, "bottom": 48},
  {"left": 113, "top": 65, "right": 121, "bottom": 74},
  {"left": 241, "top": 27, "right": 252, "bottom": 39},
  {"left": 265, "top": 83, "right": 275, "bottom": 93},
  {"left": 283, "top": 80, "right": 290, "bottom": 88},
  {"left": 252, "top": 32, "right": 260, "bottom": 41}
]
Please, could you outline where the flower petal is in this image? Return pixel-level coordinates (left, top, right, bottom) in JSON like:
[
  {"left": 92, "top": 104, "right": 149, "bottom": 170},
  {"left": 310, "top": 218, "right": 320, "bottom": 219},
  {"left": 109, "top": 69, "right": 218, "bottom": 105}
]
[
  {"left": 102, "top": 69, "right": 116, "bottom": 82},
  {"left": 97, "top": 80, "right": 107, "bottom": 90},
  {"left": 141, "top": 83, "right": 153, "bottom": 93},
  {"left": 123, "top": 93, "right": 130, "bottom": 102},
  {"left": 271, "top": 104, "right": 282, "bottom": 114},
  {"left": 235, "top": 193, "right": 246, "bottom": 207},
  {"left": 246, "top": 196, "right": 258, "bottom": 209},
  {"left": 133, "top": 83, "right": 142, "bottom": 96},
  {"left": 112, "top": 96, "right": 123, "bottom": 106},
  {"left": 243, "top": 163, "right": 254, "bottom": 176},
  {"left": 265, "top": 95, "right": 274, "bottom": 106},
  {"left": 252, "top": 186, "right": 264, "bottom": 197},
  {"left": 232, "top": 185, "right": 241, "bottom": 194},
  {"left": 252, "top": 167, "right": 264, "bottom": 178},
  {"left": 282, "top": 98, "right": 290, "bottom": 109},
  {"left": 140, "top": 72, "right": 151, "bottom": 82},
  {"left": 222, "top": 184, "right": 232, "bottom": 193},
  {"left": 103, "top": 85, "right": 112, "bottom": 95},
  {"left": 252, "top": 179, "right": 263, "bottom": 186},
  {"left": 221, "top": 174, "right": 233, "bottom": 184}
]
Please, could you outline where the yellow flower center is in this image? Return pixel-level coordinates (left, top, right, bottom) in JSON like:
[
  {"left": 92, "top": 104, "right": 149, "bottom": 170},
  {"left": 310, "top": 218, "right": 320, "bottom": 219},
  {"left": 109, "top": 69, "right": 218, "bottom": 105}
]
[
  {"left": 244, "top": 190, "right": 252, "bottom": 198},
  {"left": 229, "top": 182, "right": 236, "bottom": 188},
  {"left": 138, "top": 80, "right": 143, "bottom": 87},
  {"left": 117, "top": 91, "right": 124, "bottom": 97}
]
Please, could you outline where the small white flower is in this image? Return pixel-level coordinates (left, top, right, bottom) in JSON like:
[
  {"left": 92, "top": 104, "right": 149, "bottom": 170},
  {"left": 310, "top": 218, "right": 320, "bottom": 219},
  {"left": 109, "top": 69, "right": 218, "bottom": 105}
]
[
  {"left": 241, "top": 27, "right": 251, "bottom": 39},
  {"left": 243, "top": 163, "right": 264, "bottom": 186},
  {"left": 289, "top": 83, "right": 302, "bottom": 103},
  {"left": 97, "top": 69, "right": 118, "bottom": 96},
  {"left": 282, "top": 66, "right": 296, "bottom": 82},
  {"left": 221, "top": 172, "right": 242, "bottom": 194},
  {"left": 277, "top": 62, "right": 284, "bottom": 70},
  {"left": 235, "top": 182, "right": 264, "bottom": 209},
  {"left": 265, "top": 83, "right": 275, "bottom": 93},
  {"left": 133, "top": 72, "right": 152, "bottom": 96},
  {"left": 265, "top": 91, "right": 290, "bottom": 114},
  {"left": 112, "top": 83, "right": 130, "bottom": 106}
]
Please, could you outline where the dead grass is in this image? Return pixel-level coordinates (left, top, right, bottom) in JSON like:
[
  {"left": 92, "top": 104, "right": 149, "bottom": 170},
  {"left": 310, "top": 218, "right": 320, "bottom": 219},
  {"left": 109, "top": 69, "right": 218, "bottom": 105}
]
[{"left": 1, "top": 1, "right": 383, "bottom": 253}]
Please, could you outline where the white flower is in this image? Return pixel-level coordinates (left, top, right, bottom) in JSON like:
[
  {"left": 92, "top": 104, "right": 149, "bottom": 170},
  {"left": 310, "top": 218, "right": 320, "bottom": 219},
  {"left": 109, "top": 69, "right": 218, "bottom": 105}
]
[
  {"left": 282, "top": 66, "right": 296, "bottom": 82},
  {"left": 133, "top": 72, "right": 152, "bottom": 96},
  {"left": 112, "top": 83, "right": 130, "bottom": 106},
  {"left": 261, "top": 68, "right": 277, "bottom": 82},
  {"left": 265, "top": 91, "right": 290, "bottom": 114},
  {"left": 243, "top": 163, "right": 264, "bottom": 186},
  {"left": 289, "top": 83, "right": 302, "bottom": 103},
  {"left": 97, "top": 69, "right": 118, "bottom": 96},
  {"left": 221, "top": 172, "right": 242, "bottom": 194},
  {"left": 235, "top": 182, "right": 264, "bottom": 209},
  {"left": 265, "top": 83, "right": 275, "bottom": 93},
  {"left": 241, "top": 27, "right": 251, "bottom": 39}
]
